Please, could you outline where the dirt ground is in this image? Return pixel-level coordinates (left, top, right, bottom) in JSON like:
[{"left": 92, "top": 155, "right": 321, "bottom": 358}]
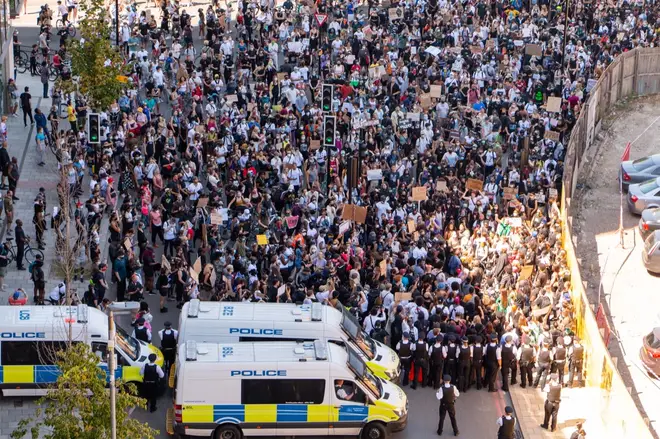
[{"left": 573, "top": 94, "right": 660, "bottom": 438}]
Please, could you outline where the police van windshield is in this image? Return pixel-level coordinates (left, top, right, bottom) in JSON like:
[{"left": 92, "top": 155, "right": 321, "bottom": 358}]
[
  {"left": 116, "top": 324, "right": 140, "bottom": 362},
  {"left": 348, "top": 349, "right": 382, "bottom": 399},
  {"left": 341, "top": 308, "right": 376, "bottom": 360}
]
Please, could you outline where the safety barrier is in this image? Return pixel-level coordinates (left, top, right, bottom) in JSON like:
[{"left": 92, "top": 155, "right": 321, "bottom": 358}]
[{"left": 560, "top": 47, "right": 660, "bottom": 438}]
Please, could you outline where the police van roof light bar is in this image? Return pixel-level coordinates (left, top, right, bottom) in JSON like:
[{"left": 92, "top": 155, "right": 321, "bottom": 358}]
[
  {"left": 77, "top": 304, "right": 89, "bottom": 323},
  {"left": 311, "top": 302, "right": 323, "bottom": 322},
  {"left": 188, "top": 299, "right": 201, "bottom": 318},
  {"left": 314, "top": 340, "right": 328, "bottom": 360},
  {"left": 186, "top": 340, "right": 198, "bottom": 361}
]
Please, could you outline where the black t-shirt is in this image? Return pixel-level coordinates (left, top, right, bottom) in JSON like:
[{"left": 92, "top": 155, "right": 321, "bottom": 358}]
[
  {"left": 20, "top": 92, "right": 31, "bottom": 109},
  {"left": 93, "top": 271, "right": 106, "bottom": 292}
]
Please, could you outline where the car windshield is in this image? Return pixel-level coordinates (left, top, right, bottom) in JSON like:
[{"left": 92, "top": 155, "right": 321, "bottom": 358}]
[
  {"left": 639, "top": 179, "right": 659, "bottom": 194},
  {"left": 347, "top": 348, "right": 382, "bottom": 400},
  {"left": 115, "top": 324, "right": 140, "bottom": 361},
  {"left": 633, "top": 157, "right": 654, "bottom": 171},
  {"left": 341, "top": 308, "right": 376, "bottom": 360},
  {"left": 646, "top": 332, "right": 660, "bottom": 349}
]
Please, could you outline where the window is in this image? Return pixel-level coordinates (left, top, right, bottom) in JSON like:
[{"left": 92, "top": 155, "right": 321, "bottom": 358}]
[
  {"left": 639, "top": 179, "right": 659, "bottom": 194},
  {"left": 646, "top": 332, "right": 660, "bottom": 349},
  {"left": 1, "top": 341, "right": 71, "bottom": 366},
  {"left": 633, "top": 157, "right": 654, "bottom": 171},
  {"left": 91, "top": 342, "right": 108, "bottom": 362},
  {"left": 241, "top": 379, "right": 325, "bottom": 405}
]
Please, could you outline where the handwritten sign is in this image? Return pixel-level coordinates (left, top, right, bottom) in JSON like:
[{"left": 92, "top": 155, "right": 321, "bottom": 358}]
[
  {"left": 193, "top": 258, "right": 202, "bottom": 275},
  {"left": 470, "top": 45, "right": 483, "bottom": 54},
  {"left": 342, "top": 204, "right": 368, "bottom": 223},
  {"left": 277, "top": 284, "right": 287, "bottom": 297},
  {"left": 123, "top": 238, "right": 132, "bottom": 252},
  {"left": 430, "top": 85, "right": 443, "bottom": 98},
  {"left": 412, "top": 186, "right": 428, "bottom": 201},
  {"left": 546, "top": 97, "right": 562, "bottom": 113},
  {"left": 549, "top": 188, "right": 558, "bottom": 199},
  {"left": 519, "top": 265, "right": 534, "bottom": 280},
  {"left": 210, "top": 212, "right": 223, "bottom": 225},
  {"left": 420, "top": 94, "right": 433, "bottom": 109},
  {"left": 339, "top": 221, "right": 351, "bottom": 235},
  {"left": 395, "top": 292, "right": 413, "bottom": 302},
  {"left": 502, "top": 187, "right": 518, "bottom": 201},
  {"left": 310, "top": 139, "right": 321, "bottom": 150},
  {"left": 367, "top": 169, "right": 383, "bottom": 181},
  {"left": 189, "top": 267, "right": 199, "bottom": 283},
  {"left": 525, "top": 44, "right": 542, "bottom": 56},
  {"left": 380, "top": 260, "right": 387, "bottom": 276},
  {"left": 161, "top": 255, "right": 171, "bottom": 272},
  {"left": 507, "top": 217, "right": 523, "bottom": 228},
  {"left": 225, "top": 94, "right": 238, "bottom": 104},
  {"left": 436, "top": 180, "right": 448, "bottom": 192},
  {"left": 256, "top": 234, "right": 268, "bottom": 245},
  {"left": 544, "top": 130, "right": 560, "bottom": 141},
  {"left": 286, "top": 216, "right": 299, "bottom": 229},
  {"left": 388, "top": 7, "right": 403, "bottom": 20},
  {"left": 407, "top": 220, "right": 416, "bottom": 233},
  {"left": 466, "top": 178, "right": 484, "bottom": 192}
]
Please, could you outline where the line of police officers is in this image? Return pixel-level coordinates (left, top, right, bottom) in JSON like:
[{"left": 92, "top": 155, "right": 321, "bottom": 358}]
[{"left": 396, "top": 329, "right": 584, "bottom": 436}]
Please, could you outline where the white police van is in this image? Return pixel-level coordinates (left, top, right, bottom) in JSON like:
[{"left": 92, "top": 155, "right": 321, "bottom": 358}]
[
  {"left": 178, "top": 300, "right": 401, "bottom": 382},
  {"left": 0, "top": 305, "right": 163, "bottom": 395},
  {"left": 169, "top": 340, "right": 408, "bottom": 439}
]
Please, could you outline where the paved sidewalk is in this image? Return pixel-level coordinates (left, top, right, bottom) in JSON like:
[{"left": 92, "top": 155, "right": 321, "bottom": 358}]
[{"left": 510, "top": 384, "right": 609, "bottom": 439}]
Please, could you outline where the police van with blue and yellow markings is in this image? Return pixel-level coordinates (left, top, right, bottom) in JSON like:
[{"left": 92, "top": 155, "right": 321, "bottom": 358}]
[
  {"left": 170, "top": 339, "right": 408, "bottom": 439},
  {"left": 178, "top": 300, "right": 401, "bottom": 382},
  {"left": 0, "top": 305, "right": 163, "bottom": 395}
]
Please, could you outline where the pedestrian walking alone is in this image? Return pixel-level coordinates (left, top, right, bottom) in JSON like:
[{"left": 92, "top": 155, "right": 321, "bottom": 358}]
[
  {"left": 19, "top": 86, "right": 34, "bottom": 127},
  {"left": 436, "top": 374, "right": 460, "bottom": 436},
  {"left": 496, "top": 406, "right": 517, "bottom": 439}
]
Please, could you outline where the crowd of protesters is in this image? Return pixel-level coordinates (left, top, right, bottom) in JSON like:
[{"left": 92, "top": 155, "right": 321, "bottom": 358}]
[{"left": 6, "top": 0, "right": 659, "bottom": 413}]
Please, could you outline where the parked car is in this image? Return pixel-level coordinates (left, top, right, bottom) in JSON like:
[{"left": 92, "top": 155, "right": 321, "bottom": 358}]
[
  {"left": 620, "top": 154, "right": 660, "bottom": 192},
  {"left": 639, "top": 208, "right": 660, "bottom": 239},
  {"left": 640, "top": 327, "right": 660, "bottom": 377},
  {"left": 642, "top": 230, "right": 660, "bottom": 273},
  {"left": 627, "top": 178, "right": 660, "bottom": 215}
]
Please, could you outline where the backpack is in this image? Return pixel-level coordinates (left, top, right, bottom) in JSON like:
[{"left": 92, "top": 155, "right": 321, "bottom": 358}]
[{"left": 28, "top": 261, "right": 36, "bottom": 275}]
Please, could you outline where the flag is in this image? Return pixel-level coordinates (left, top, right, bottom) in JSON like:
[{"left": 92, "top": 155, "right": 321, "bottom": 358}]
[{"left": 621, "top": 142, "right": 631, "bottom": 162}]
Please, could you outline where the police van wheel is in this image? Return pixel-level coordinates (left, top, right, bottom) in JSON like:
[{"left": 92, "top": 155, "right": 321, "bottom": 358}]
[
  {"left": 361, "top": 422, "right": 387, "bottom": 439},
  {"left": 213, "top": 425, "right": 242, "bottom": 439}
]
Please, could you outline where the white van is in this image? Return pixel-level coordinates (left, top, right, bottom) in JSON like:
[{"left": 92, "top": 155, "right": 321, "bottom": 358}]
[
  {"left": 178, "top": 300, "right": 400, "bottom": 382},
  {"left": 0, "top": 305, "right": 163, "bottom": 396},
  {"left": 169, "top": 340, "right": 408, "bottom": 439}
]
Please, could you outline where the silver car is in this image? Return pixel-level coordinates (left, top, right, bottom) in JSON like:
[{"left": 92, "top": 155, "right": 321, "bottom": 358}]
[
  {"left": 643, "top": 230, "right": 660, "bottom": 274},
  {"left": 627, "top": 178, "right": 660, "bottom": 215},
  {"left": 620, "top": 155, "right": 660, "bottom": 192}
]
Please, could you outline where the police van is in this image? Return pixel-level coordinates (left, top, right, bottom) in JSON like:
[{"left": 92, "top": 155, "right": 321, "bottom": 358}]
[
  {"left": 170, "top": 339, "right": 408, "bottom": 439},
  {"left": 178, "top": 300, "right": 401, "bottom": 382},
  {"left": 0, "top": 305, "right": 163, "bottom": 396}
]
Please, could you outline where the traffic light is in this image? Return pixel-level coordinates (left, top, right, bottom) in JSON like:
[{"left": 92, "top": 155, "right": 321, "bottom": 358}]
[
  {"left": 323, "top": 115, "right": 336, "bottom": 147},
  {"left": 88, "top": 113, "right": 100, "bottom": 144},
  {"left": 321, "top": 84, "right": 333, "bottom": 112}
]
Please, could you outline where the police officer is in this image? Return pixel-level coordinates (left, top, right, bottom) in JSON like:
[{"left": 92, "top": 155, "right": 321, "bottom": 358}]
[
  {"left": 485, "top": 333, "right": 501, "bottom": 392},
  {"left": 517, "top": 336, "right": 536, "bottom": 388},
  {"left": 540, "top": 373, "right": 562, "bottom": 432},
  {"left": 500, "top": 335, "right": 517, "bottom": 392},
  {"left": 158, "top": 321, "right": 178, "bottom": 374},
  {"left": 396, "top": 332, "right": 413, "bottom": 387},
  {"left": 428, "top": 335, "right": 444, "bottom": 390},
  {"left": 552, "top": 336, "right": 568, "bottom": 386},
  {"left": 436, "top": 374, "right": 460, "bottom": 436},
  {"left": 132, "top": 317, "right": 152, "bottom": 343},
  {"left": 534, "top": 340, "right": 553, "bottom": 389},
  {"left": 567, "top": 336, "right": 584, "bottom": 388},
  {"left": 412, "top": 332, "right": 429, "bottom": 389},
  {"left": 140, "top": 353, "right": 165, "bottom": 412},
  {"left": 470, "top": 336, "right": 484, "bottom": 390},
  {"left": 457, "top": 336, "right": 471, "bottom": 392},
  {"left": 496, "top": 406, "right": 517, "bottom": 439},
  {"left": 443, "top": 334, "right": 459, "bottom": 384}
]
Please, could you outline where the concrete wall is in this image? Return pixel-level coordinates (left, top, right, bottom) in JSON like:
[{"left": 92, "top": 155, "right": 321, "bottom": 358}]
[{"left": 560, "top": 47, "right": 660, "bottom": 439}]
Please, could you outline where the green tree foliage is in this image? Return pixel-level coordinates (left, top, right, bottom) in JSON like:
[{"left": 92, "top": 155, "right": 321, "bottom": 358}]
[
  {"left": 11, "top": 343, "right": 158, "bottom": 439},
  {"left": 61, "top": 0, "right": 126, "bottom": 109}
]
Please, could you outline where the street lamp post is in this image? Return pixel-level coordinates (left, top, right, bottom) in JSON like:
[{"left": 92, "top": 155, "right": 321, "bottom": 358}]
[{"left": 115, "top": 0, "right": 119, "bottom": 48}]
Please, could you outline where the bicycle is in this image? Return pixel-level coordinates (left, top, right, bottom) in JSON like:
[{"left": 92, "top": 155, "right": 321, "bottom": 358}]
[
  {"left": 55, "top": 20, "right": 76, "bottom": 38},
  {"left": 13, "top": 48, "right": 29, "bottom": 74},
  {"left": 5, "top": 236, "right": 45, "bottom": 266}
]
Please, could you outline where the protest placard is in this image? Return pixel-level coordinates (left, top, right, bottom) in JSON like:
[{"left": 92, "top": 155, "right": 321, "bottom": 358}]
[
  {"left": 161, "top": 255, "right": 171, "bottom": 272},
  {"left": 286, "top": 216, "right": 299, "bottom": 229},
  {"left": 310, "top": 139, "right": 321, "bottom": 150},
  {"left": 430, "top": 85, "right": 443, "bottom": 98},
  {"left": 407, "top": 220, "right": 416, "bottom": 233},
  {"left": 466, "top": 178, "right": 484, "bottom": 191},
  {"left": 256, "top": 235, "right": 268, "bottom": 245},
  {"left": 544, "top": 130, "right": 560, "bottom": 141},
  {"left": 380, "top": 260, "right": 387, "bottom": 276},
  {"left": 436, "top": 180, "right": 448, "bottom": 192},
  {"left": 395, "top": 292, "right": 413, "bottom": 302},
  {"left": 210, "top": 212, "right": 223, "bottom": 225},
  {"left": 525, "top": 44, "right": 542, "bottom": 56},
  {"left": 225, "top": 94, "right": 238, "bottom": 104},
  {"left": 502, "top": 187, "right": 518, "bottom": 200},
  {"left": 520, "top": 265, "right": 534, "bottom": 280},
  {"left": 546, "top": 97, "right": 562, "bottom": 113},
  {"left": 412, "top": 186, "right": 428, "bottom": 201},
  {"left": 367, "top": 169, "right": 383, "bottom": 181}
]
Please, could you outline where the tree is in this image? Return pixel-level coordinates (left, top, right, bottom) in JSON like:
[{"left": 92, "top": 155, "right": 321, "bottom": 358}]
[
  {"left": 11, "top": 343, "right": 159, "bottom": 439},
  {"left": 60, "top": 0, "right": 127, "bottom": 109}
]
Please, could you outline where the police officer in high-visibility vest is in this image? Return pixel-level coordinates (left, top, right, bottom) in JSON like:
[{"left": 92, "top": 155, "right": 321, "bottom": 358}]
[
  {"left": 140, "top": 353, "right": 165, "bottom": 412},
  {"left": 457, "top": 336, "right": 471, "bottom": 392},
  {"left": 533, "top": 340, "right": 553, "bottom": 389},
  {"left": 396, "top": 332, "right": 413, "bottom": 387},
  {"left": 158, "top": 321, "right": 178, "bottom": 375},
  {"left": 428, "top": 335, "right": 444, "bottom": 390},
  {"left": 443, "top": 334, "right": 459, "bottom": 384},
  {"left": 540, "top": 373, "right": 562, "bottom": 432},
  {"left": 567, "top": 336, "right": 584, "bottom": 388},
  {"left": 470, "top": 336, "right": 484, "bottom": 390},
  {"left": 552, "top": 336, "right": 568, "bottom": 385},
  {"left": 436, "top": 374, "right": 460, "bottom": 436},
  {"left": 517, "top": 336, "right": 536, "bottom": 388},
  {"left": 496, "top": 406, "right": 517, "bottom": 439}
]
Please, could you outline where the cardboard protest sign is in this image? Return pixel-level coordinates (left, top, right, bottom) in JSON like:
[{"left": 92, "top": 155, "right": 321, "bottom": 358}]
[
  {"left": 420, "top": 94, "right": 433, "bottom": 109},
  {"left": 225, "top": 94, "right": 238, "bottom": 104},
  {"left": 342, "top": 204, "right": 368, "bottom": 223},
  {"left": 161, "top": 255, "right": 171, "bottom": 272},
  {"left": 466, "top": 178, "right": 484, "bottom": 191},
  {"left": 210, "top": 212, "right": 223, "bottom": 225},
  {"left": 502, "top": 187, "right": 518, "bottom": 200},
  {"left": 507, "top": 217, "right": 523, "bottom": 228},
  {"left": 436, "top": 180, "right": 448, "bottom": 192},
  {"left": 354, "top": 206, "right": 367, "bottom": 224},
  {"left": 380, "top": 260, "right": 387, "bottom": 276},
  {"left": 546, "top": 97, "right": 562, "bottom": 113},
  {"left": 189, "top": 267, "right": 199, "bottom": 282},
  {"left": 549, "top": 188, "right": 558, "bottom": 199},
  {"left": 123, "top": 238, "right": 132, "bottom": 252},
  {"left": 310, "top": 139, "right": 321, "bottom": 150},
  {"left": 525, "top": 44, "right": 542, "bottom": 56},
  {"left": 339, "top": 221, "right": 351, "bottom": 235},
  {"left": 406, "top": 113, "right": 421, "bottom": 122},
  {"left": 407, "top": 220, "right": 416, "bottom": 233},
  {"left": 430, "top": 85, "right": 443, "bottom": 98},
  {"left": 256, "top": 235, "right": 268, "bottom": 245},
  {"left": 413, "top": 231, "right": 420, "bottom": 241},
  {"left": 395, "top": 292, "right": 413, "bottom": 302},
  {"left": 388, "top": 7, "right": 403, "bottom": 20},
  {"left": 544, "top": 131, "right": 560, "bottom": 141},
  {"left": 277, "top": 285, "right": 287, "bottom": 297},
  {"left": 193, "top": 258, "right": 202, "bottom": 274},
  {"left": 470, "top": 45, "right": 483, "bottom": 54},
  {"left": 412, "top": 186, "right": 428, "bottom": 201},
  {"left": 519, "top": 265, "right": 534, "bottom": 280}
]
